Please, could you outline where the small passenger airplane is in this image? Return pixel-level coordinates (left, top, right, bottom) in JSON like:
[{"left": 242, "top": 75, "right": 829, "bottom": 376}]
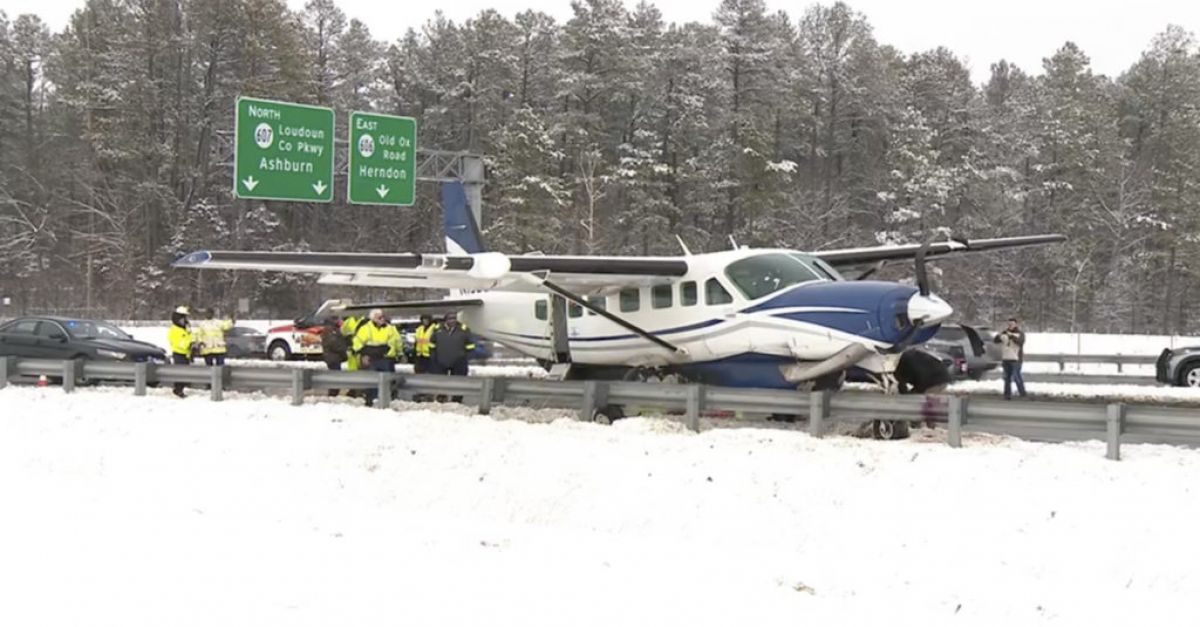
[{"left": 174, "top": 183, "right": 1063, "bottom": 394}]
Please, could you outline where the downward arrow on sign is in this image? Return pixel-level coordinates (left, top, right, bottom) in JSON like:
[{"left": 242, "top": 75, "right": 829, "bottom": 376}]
[
  {"left": 376, "top": 185, "right": 390, "bottom": 198},
  {"left": 242, "top": 176, "right": 259, "bottom": 192},
  {"left": 312, "top": 180, "right": 328, "bottom": 196}
]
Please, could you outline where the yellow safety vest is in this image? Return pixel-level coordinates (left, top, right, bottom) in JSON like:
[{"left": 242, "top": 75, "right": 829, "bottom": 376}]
[
  {"left": 352, "top": 322, "right": 402, "bottom": 359},
  {"left": 196, "top": 319, "right": 233, "bottom": 355},
  {"left": 167, "top": 324, "right": 193, "bottom": 356},
  {"left": 414, "top": 323, "right": 437, "bottom": 357}
]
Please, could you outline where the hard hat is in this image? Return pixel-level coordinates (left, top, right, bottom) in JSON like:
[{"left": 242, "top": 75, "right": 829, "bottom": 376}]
[{"left": 175, "top": 306, "right": 190, "bottom": 315}]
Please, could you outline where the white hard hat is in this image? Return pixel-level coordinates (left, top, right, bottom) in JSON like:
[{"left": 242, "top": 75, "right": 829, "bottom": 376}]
[{"left": 175, "top": 306, "right": 190, "bottom": 315}]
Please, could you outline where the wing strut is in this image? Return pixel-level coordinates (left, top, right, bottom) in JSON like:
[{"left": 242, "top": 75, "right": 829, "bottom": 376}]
[{"left": 538, "top": 277, "right": 684, "bottom": 354}]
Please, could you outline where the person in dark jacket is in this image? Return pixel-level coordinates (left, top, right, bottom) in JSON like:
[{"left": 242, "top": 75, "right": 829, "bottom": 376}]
[
  {"left": 994, "top": 317, "right": 1027, "bottom": 400},
  {"left": 320, "top": 318, "right": 348, "bottom": 397},
  {"left": 430, "top": 312, "right": 476, "bottom": 402}
]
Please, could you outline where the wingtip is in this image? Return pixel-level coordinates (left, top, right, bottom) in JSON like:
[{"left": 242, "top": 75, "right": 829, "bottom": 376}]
[{"left": 173, "top": 250, "right": 213, "bottom": 267}]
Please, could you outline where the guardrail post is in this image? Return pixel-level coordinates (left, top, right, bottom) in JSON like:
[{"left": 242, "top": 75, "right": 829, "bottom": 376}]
[
  {"left": 1116, "top": 358, "right": 1123, "bottom": 374},
  {"left": 1058, "top": 357, "right": 1065, "bottom": 372},
  {"left": 133, "top": 362, "right": 148, "bottom": 396},
  {"left": 62, "top": 358, "right": 82, "bottom": 393},
  {"left": 478, "top": 378, "right": 495, "bottom": 415},
  {"left": 579, "top": 380, "right": 598, "bottom": 422},
  {"left": 209, "top": 365, "right": 229, "bottom": 402},
  {"left": 0, "top": 356, "right": 9, "bottom": 389},
  {"left": 808, "top": 390, "right": 830, "bottom": 437},
  {"left": 685, "top": 384, "right": 704, "bottom": 432},
  {"left": 377, "top": 373, "right": 394, "bottom": 408},
  {"left": 290, "top": 370, "right": 311, "bottom": 406},
  {"left": 1106, "top": 403, "right": 1125, "bottom": 461},
  {"left": 947, "top": 396, "right": 967, "bottom": 448}
]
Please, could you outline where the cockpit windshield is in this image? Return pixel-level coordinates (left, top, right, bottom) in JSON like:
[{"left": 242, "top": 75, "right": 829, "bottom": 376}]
[{"left": 724, "top": 253, "right": 830, "bottom": 300}]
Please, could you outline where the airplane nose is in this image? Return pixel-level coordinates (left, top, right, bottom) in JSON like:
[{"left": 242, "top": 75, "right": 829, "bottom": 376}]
[{"left": 907, "top": 292, "right": 953, "bottom": 326}]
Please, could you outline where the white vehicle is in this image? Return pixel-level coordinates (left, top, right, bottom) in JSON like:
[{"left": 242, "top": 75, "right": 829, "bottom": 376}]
[
  {"left": 175, "top": 183, "right": 1063, "bottom": 433},
  {"left": 264, "top": 311, "right": 326, "bottom": 361}
]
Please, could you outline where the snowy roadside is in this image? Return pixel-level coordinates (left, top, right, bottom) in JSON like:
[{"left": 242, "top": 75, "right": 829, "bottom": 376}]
[{"left": 2, "top": 386, "right": 1200, "bottom": 626}]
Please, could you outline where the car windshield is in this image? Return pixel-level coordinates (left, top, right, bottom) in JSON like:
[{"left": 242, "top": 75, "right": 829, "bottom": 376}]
[
  {"left": 725, "top": 253, "right": 828, "bottom": 300},
  {"left": 63, "top": 320, "right": 131, "bottom": 339}
]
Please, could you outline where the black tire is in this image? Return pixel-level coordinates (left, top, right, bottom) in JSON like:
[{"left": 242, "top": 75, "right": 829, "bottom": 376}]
[
  {"left": 267, "top": 340, "right": 292, "bottom": 362},
  {"left": 872, "top": 419, "right": 911, "bottom": 440},
  {"left": 967, "top": 369, "right": 983, "bottom": 381},
  {"left": 593, "top": 404, "right": 625, "bottom": 425},
  {"left": 1180, "top": 363, "right": 1200, "bottom": 388}
]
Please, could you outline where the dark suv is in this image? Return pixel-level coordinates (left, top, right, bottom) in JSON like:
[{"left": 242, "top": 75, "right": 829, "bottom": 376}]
[
  {"left": 0, "top": 317, "right": 166, "bottom": 362},
  {"left": 1157, "top": 347, "right": 1200, "bottom": 387},
  {"left": 923, "top": 323, "right": 1002, "bottom": 379}
]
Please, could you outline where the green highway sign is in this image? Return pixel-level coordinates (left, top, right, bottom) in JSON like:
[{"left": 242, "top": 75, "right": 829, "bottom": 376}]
[
  {"left": 348, "top": 111, "right": 417, "bottom": 206},
  {"left": 234, "top": 97, "right": 334, "bottom": 202}
]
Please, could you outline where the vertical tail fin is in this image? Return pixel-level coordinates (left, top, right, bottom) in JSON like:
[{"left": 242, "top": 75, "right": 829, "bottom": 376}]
[{"left": 441, "top": 181, "right": 486, "bottom": 255}]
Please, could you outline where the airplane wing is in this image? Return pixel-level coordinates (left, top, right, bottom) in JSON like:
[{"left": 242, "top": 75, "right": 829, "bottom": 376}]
[
  {"left": 334, "top": 298, "right": 485, "bottom": 317},
  {"left": 172, "top": 250, "right": 688, "bottom": 294},
  {"left": 813, "top": 234, "right": 1066, "bottom": 268}
]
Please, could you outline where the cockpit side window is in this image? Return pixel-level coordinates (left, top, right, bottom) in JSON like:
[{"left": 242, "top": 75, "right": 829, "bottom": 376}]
[
  {"left": 705, "top": 278, "right": 733, "bottom": 305},
  {"left": 725, "top": 253, "right": 825, "bottom": 300}
]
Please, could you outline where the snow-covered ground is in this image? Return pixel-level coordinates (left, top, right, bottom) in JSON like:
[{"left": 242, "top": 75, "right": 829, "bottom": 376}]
[{"left": 2, "top": 386, "right": 1198, "bottom": 626}]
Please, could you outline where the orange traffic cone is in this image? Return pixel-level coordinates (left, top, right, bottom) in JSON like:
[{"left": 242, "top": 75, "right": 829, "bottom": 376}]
[{"left": 36, "top": 374, "right": 48, "bottom": 388}]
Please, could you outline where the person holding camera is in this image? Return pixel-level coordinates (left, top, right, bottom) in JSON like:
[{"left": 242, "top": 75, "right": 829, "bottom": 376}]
[{"left": 994, "top": 317, "right": 1027, "bottom": 400}]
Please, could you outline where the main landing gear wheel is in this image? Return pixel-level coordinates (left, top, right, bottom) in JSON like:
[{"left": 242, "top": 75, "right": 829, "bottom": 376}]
[
  {"left": 872, "top": 419, "right": 911, "bottom": 441},
  {"left": 592, "top": 404, "right": 625, "bottom": 425}
]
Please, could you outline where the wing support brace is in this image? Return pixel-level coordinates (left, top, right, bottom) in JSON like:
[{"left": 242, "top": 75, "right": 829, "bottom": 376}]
[
  {"left": 526, "top": 273, "right": 685, "bottom": 355},
  {"left": 780, "top": 342, "right": 875, "bottom": 383}
]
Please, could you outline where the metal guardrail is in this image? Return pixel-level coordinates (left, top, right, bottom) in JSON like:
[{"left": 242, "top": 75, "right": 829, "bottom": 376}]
[
  {"left": 1024, "top": 353, "right": 1159, "bottom": 373},
  {"left": 2, "top": 356, "right": 1197, "bottom": 462}
]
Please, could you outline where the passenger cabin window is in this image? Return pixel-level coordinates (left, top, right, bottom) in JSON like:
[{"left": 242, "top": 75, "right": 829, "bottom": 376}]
[
  {"left": 680, "top": 281, "right": 698, "bottom": 306},
  {"left": 652, "top": 284, "right": 673, "bottom": 309},
  {"left": 35, "top": 321, "right": 65, "bottom": 338},
  {"left": 535, "top": 300, "right": 548, "bottom": 321},
  {"left": 586, "top": 295, "right": 606, "bottom": 315},
  {"left": 725, "top": 253, "right": 825, "bottom": 300},
  {"left": 568, "top": 301, "right": 583, "bottom": 318},
  {"left": 619, "top": 288, "right": 641, "bottom": 312},
  {"left": 9, "top": 320, "right": 38, "bottom": 335},
  {"left": 705, "top": 278, "right": 733, "bottom": 305}
]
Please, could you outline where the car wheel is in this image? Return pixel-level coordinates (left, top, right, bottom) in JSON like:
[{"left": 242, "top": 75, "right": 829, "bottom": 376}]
[
  {"left": 268, "top": 341, "right": 292, "bottom": 362},
  {"left": 1181, "top": 363, "right": 1200, "bottom": 388},
  {"left": 967, "top": 369, "right": 983, "bottom": 380}
]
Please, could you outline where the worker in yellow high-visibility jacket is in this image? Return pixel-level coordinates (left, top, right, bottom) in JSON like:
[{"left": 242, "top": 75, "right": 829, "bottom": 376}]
[
  {"left": 413, "top": 314, "right": 438, "bottom": 374},
  {"left": 341, "top": 315, "right": 362, "bottom": 372},
  {"left": 167, "top": 306, "right": 195, "bottom": 398},
  {"left": 351, "top": 308, "right": 402, "bottom": 407},
  {"left": 196, "top": 309, "right": 233, "bottom": 366}
]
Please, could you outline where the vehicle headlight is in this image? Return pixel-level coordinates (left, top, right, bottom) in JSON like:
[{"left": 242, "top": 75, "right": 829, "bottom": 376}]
[{"left": 97, "top": 349, "right": 127, "bottom": 360}]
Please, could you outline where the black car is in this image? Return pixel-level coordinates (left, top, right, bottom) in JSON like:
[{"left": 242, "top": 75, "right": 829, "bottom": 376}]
[
  {"left": 224, "top": 326, "right": 267, "bottom": 358},
  {"left": 0, "top": 316, "right": 166, "bottom": 363},
  {"left": 923, "top": 323, "right": 1001, "bottom": 379}
]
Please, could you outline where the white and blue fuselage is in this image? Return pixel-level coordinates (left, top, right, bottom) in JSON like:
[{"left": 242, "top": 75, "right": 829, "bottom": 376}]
[{"left": 454, "top": 248, "right": 950, "bottom": 389}]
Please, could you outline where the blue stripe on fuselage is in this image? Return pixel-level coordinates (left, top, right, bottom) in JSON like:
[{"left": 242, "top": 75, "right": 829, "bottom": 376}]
[{"left": 749, "top": 280, "right": 918, "bottom": 344}]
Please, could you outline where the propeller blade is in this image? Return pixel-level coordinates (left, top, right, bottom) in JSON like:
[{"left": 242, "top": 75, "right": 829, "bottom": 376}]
[{"left": 915, "top": 241, "right": 932, "bottom": 296}]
